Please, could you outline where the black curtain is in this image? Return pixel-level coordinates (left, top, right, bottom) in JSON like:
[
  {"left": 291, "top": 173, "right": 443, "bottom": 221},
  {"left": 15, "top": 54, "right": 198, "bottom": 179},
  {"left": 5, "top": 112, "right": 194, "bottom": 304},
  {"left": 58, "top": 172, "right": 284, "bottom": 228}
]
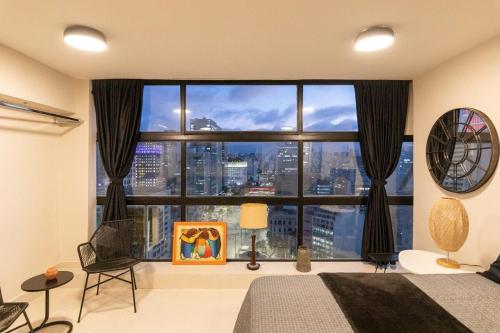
[
  {"left": 93, "top": 79, "right": 144, "bottom": 221},
  {"left": 354, "top": 80, "right": 409, "bottom": 258}
]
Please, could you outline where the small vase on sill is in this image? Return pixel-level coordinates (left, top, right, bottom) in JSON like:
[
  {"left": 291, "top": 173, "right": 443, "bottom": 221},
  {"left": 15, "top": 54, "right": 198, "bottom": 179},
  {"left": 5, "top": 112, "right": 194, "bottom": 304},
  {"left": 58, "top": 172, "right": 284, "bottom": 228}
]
[{"left": 296, "top": 245, "right": 311, "bottom": 272}]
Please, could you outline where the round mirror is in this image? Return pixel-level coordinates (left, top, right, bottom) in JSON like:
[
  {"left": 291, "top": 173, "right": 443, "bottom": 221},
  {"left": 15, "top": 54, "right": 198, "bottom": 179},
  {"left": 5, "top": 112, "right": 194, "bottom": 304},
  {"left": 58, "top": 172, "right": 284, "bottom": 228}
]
[{"left": 426, "top": 108, "right": 499, "bottom": 193}]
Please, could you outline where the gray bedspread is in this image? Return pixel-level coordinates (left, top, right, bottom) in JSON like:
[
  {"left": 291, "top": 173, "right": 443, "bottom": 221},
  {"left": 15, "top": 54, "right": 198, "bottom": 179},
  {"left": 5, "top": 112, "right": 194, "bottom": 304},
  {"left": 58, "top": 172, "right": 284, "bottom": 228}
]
[{"left": 233, "top": 274, "right": 500, "bottom": 333}]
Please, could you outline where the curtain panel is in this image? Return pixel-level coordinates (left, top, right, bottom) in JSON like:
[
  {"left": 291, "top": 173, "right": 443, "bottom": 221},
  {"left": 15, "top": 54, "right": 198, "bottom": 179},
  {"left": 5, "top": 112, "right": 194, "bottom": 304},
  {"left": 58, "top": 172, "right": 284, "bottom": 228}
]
[
  {"left": 93, "top": 79, "right": 144, "bottom": 221},
  {"left": 354, "top": 80, "right": 410, "bottom": 258}
]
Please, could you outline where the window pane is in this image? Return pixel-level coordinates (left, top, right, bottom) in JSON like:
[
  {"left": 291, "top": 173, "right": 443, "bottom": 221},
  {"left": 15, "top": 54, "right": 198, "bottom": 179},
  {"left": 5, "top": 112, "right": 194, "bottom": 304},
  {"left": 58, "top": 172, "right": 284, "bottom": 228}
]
[
  {"left": 186, "top": 205, "right": 297, "bottom": 260},
  {"left": 303, "top": 142, "right": 369, "bottom": 196},
  {"left": 303, "top": 205, "right": 365, "bottom": 259},
  {"left": 303, "top": 85, "right": 357, "bottom": 131},
  {"left": 96, "top": 205, "right": 181, "bottom": 259},
  {"left": 386, "top": 142, "right": 414, "bottom": 196},
  {"left": 187, "top": 142, "right": 298, "bottom": 196},
  {"left": 140, "top": 85, "right": 181, "bottom": 132},
  {"left": 145, "top": 205, "right": 181, "bottom": 259},
  {"left": 97, "top": 142, "right": 181, "bottom": 196},
  {"left": 96, "top": 205, "right": 103, "bottom": 226},
  {"left": 390, "top": 205, "right": 413, "bottom": 252},
  {"left": 186, "top": 85, "right": 297, "bottom": 131}
]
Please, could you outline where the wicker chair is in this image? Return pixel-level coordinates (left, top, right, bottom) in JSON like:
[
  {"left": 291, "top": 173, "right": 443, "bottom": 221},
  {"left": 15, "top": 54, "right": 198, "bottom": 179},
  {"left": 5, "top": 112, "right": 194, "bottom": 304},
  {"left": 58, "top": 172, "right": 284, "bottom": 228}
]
[
  {"left": 77, "top": 219, "right": 144, "bottom": 322},
  {"left": 0, "top": 288, "right": 33, "bottom": 333}
]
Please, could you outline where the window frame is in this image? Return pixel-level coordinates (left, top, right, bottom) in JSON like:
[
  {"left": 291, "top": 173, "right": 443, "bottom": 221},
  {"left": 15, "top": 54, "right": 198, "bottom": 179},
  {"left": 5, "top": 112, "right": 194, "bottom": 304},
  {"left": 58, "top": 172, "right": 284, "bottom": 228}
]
[{"left": 96, "top": 80, "right": 413, "bottom": 262}]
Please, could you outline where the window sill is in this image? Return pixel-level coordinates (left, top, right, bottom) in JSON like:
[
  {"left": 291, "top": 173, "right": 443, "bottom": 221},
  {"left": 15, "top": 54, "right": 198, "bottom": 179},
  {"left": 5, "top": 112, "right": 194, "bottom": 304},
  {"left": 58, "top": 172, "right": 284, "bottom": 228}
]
[{"left": 58, "top": 261, "right": 407, "bottom": 290}]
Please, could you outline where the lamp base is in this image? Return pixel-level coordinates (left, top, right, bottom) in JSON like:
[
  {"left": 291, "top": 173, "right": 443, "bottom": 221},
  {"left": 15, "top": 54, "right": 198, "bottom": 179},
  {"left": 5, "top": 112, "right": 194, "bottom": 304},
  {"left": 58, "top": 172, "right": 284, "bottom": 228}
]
[
  {"left": 436, "top": 258, "right": 460, "bottom": 269},
  {"left": 247, "top": 262, "right": 260, "bottom": 271}
]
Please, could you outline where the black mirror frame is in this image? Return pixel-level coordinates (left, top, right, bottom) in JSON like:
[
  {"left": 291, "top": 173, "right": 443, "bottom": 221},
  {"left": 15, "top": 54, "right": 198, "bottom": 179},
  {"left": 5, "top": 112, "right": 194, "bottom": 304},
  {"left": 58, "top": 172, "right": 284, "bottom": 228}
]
[{"left": 426, "top": 107, "right": 499, "bottom": 193}]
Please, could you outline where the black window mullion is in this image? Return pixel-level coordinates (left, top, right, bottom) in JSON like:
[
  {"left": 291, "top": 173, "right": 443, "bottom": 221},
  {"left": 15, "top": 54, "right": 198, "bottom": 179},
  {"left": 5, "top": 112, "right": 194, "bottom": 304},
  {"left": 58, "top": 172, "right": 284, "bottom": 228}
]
[
  {"left": 297, "top": 84, "right": 303, "bottom": 134},
  {"left": 139, "top": 132, "right": 360, "bottom": 142},
  {"left": 180, "top": 84, "right": 186, "bottom": 134},
  {"left": 180, "top": 84, "right": 187, "bottom": 221},
  {"left": 97, "top": 195, "right": 412, "bottom": 206},
  {"left": 297, "top": 140, "right": 304, "bottom": 246},
  {"left": 297, "top": 84, "right": 304, "bottom": 246},
  {"left": 180, "top": 141, "right": 187, "bottom": 221}
]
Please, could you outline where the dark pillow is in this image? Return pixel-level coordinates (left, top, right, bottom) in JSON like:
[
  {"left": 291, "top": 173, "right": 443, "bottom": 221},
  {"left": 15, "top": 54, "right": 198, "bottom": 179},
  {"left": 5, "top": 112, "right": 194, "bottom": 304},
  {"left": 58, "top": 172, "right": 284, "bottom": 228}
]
[{"left": 478, "top": 255, "right": 500, "bottom": 284}]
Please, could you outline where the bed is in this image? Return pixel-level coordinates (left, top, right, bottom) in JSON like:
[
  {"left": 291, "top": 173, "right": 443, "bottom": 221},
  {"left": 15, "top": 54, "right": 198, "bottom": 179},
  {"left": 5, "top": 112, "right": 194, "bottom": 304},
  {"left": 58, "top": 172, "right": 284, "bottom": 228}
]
[{"left": 234, "top": 273, "right": 500, "bottom": 333}]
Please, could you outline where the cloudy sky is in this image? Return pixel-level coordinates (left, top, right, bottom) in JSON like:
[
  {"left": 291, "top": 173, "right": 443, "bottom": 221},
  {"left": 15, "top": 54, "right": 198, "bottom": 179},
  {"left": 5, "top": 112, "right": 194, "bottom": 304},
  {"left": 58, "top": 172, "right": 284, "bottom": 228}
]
[{"left": 140, "top": 84, "right": 357, "bottom": 132}]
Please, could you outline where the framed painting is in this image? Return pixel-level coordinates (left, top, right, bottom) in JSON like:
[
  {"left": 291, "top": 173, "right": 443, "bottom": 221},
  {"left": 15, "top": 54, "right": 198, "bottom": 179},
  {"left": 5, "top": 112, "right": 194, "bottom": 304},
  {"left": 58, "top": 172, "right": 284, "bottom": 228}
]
[{"left": 172, "top": 222, "right": 227, "bottom": 265}]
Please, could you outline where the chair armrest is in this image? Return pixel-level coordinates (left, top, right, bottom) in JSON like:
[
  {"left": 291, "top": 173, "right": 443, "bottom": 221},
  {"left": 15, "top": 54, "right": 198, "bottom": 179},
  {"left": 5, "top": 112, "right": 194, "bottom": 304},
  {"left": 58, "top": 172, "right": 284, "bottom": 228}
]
[{"left": 77, "top": 242, "right": 97, "bottom": 269}]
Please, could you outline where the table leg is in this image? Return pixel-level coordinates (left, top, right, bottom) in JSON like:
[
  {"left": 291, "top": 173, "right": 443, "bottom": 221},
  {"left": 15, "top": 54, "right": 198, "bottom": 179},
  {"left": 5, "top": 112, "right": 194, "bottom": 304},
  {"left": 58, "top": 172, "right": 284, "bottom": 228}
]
[
  {"left": 39, "top": 290, "right": 50, "bottom": 327},
  {"left": 33, "top": 289, "right": 73, "bottom": 333}
]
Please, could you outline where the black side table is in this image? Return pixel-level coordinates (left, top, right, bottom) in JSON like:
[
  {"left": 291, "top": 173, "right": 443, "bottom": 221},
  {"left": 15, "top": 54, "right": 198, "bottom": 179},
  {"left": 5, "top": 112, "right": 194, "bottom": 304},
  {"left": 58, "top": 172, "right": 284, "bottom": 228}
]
[
  {"left": 368, "top": 253, "right": 398, "bottom": 273},
  {"left": 21, "top": 271, "right": 74, "bottom": 332}
]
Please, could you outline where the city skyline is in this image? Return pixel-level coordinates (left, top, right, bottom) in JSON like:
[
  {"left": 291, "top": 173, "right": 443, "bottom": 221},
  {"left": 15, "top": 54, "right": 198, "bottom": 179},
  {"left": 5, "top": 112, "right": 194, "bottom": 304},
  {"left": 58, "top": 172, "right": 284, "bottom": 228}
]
[{"left": 96, "top": 116, "right": 413, "bottom": 259}]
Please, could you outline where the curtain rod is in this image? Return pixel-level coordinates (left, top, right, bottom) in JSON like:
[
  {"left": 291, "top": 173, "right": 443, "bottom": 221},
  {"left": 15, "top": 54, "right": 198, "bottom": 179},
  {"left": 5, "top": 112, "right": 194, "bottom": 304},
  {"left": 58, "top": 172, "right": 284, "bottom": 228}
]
[{"left": 0, "top": 100, "right": 82, "bottom": 125}]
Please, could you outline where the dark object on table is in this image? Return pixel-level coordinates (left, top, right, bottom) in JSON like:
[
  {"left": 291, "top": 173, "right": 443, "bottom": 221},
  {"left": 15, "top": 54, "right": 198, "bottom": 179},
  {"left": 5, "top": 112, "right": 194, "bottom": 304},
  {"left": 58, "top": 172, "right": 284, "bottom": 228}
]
[
  {"left": 77, "top": 219, "right": 144, "bottom": 322},
  {"left": 478, "top": 255, "right": 500, "bottom": 284},
  {"left": 21, "top": 271, "right": 74, "bottom": 332},
  {"left": 0, "top": 287, "right": 34, "bottom": 333},
  {"left": 318, "top": 273, "right": 471, "bottom": 333},
  {"left": 296, "top": 246, "right": 311, "bottom": 273},
  {"left": 247, "top": 233, "right": 260, "bottom": 270},
  {"left": 368, "top": 252, "right": 398, "bottom": 273}
]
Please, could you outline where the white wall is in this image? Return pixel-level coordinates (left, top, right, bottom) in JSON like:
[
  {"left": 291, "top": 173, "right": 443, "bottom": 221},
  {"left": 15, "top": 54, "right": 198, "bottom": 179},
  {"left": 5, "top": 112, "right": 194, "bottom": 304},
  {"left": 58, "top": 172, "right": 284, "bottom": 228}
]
[
  {"left": 0, "top": 44, "right": 92, "bottom": 300},
  {"left": 413, "top": 36, "right": 500, "bottom": 267}
]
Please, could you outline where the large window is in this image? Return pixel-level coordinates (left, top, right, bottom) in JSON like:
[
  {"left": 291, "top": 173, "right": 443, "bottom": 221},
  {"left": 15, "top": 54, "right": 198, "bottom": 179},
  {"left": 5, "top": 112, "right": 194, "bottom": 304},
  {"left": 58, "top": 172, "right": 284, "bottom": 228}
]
[{"left": 96, "top": 81, "right": 413, "bottom": 261}]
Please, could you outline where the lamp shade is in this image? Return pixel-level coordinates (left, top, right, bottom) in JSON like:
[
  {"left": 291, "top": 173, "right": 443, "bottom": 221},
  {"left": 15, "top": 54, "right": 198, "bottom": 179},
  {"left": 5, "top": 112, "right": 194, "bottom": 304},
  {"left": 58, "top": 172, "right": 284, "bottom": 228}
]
[
  {"left": 240, "top": 203, "right": 268, "bottom": 229},
  {"left": 429, "top": 197, "right": 469, "bottom": 252}
]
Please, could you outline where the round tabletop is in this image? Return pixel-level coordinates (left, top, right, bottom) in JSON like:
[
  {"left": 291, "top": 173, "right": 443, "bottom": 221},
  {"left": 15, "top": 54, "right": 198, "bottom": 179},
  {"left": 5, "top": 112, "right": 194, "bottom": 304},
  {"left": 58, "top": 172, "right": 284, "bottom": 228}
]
[
  {"left": 21, "top": 271, "right": 74, "bottom": 292},
  {"left": 399, "top": 250, "right": 477, "bottom": 274}
]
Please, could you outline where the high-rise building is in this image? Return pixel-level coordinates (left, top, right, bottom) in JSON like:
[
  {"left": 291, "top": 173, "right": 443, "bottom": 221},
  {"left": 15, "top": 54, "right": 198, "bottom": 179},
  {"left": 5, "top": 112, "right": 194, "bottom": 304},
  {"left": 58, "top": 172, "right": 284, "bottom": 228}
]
[
  {"left": 303, "top": 205, "right": 364, "bottom": 259},
  {"left": 268, "top": 206, "right": 297, "bottom": 236},
  {"left": 131, "top": 142, "right": 165, "bottom": 192},
  {"left": 394, "top": 206, "right": 412, "bottom": 251},
  {"left": 314, "top": 180, "right": 332, "bottom": 195},
  {"left": 224, "top": 161, "right": 248, "bottom": 186},
  {"left": 188, "top": 118, "right": 225, "bottom": 195},
  {"left": 330, "top": 167, "right": 356, "bottom": 195},
  {"left": 162, "top": 142, "right": 180, "bottom": 194},
  {"left": 146, "top": 204, "right": 180, "bottom": 259},
  {"left": 275, "top": 142, "right": 298, "bottom": 195},
  {"left": 267, "top": 206, "right": 297, "bottom": 259}
]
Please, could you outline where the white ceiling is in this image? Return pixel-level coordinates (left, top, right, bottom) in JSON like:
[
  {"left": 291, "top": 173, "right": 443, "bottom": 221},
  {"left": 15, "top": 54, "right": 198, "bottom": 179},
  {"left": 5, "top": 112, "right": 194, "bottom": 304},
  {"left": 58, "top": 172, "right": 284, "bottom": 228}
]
[{"left": 1, "top": 0, "right": 500, "bottom": 80}]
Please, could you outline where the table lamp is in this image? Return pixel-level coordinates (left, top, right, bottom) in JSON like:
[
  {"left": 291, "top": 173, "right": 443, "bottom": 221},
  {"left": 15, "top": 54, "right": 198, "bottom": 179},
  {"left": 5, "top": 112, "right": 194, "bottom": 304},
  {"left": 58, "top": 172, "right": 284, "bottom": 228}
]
[
  {"left": 429, "top": 197, "right": 469, "bottom": 269},
  {"left": 240, "top": 203, "right": 268, "bottom": 270}
]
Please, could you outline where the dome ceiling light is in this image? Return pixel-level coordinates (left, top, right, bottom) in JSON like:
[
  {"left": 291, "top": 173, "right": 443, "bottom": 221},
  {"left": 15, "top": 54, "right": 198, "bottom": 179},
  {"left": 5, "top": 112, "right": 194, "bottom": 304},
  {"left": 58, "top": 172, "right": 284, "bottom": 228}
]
[
  {"left": 354, "top": 26, "right": 394, "bottom": 52},
  {"left": 63, "top": 25, "right": 107, "bottom": 52}
]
